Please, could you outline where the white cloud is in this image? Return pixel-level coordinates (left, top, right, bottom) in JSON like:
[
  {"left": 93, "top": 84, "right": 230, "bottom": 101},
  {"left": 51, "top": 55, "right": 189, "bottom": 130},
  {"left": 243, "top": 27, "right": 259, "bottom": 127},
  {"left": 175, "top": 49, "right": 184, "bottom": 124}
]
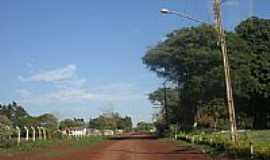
[
  {"left": 48, "top": 89, "right": 95, "bottom": 101},
  {"left": 17, "top": 64, "right": 149, "bottom": 107},
  {"left": 16, "top": 88, "right": 95, "bottom": 104},
  {"left": 18, "top": 64, "right": 77, "bottom": 83},
  {"left": 16, "top": 81, "right": 147, "bottom": 105},
  {"left": 17, "top": 64, "right": 94, "bottom": 104},
  {"left": 18, "top": 64, "right": 87, "bottom": 90},
  {"left": 92, "top": 82, "right": 146, "bottom": 102}
]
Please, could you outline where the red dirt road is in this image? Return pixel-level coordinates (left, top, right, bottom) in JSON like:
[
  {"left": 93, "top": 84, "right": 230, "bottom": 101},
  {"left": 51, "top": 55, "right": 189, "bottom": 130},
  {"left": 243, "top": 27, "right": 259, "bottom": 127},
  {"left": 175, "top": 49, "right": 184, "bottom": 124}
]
[
  {"left": 0, "top": 136, "right": 222, "bottom": 160},
  {"left": 89, "top": 138, "right": 211, "bottom": 160}
]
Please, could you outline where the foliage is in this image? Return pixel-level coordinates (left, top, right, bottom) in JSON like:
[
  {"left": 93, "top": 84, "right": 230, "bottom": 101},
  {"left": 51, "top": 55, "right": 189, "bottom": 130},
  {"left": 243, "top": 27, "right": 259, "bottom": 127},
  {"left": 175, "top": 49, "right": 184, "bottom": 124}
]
[
  {"left": 0, "top": 102, "right": 29, "bottom": 127},
  {"left": 196, "top": 98, "right": 229, "bottom": 130},
  {"left": 0, "top": 102, "right": 59, "bottom": 148},
  {"left": 235, "top": 17, "right": 270, "bottom": 129},
  {"left": 0, "top": 116, "right": 15, "bottom": 148},
  {"left": 149, "top": 87, "right": 180, "bottom": 124},
  {"left": 0, "top": 136, "right": 104, "bottom": 155},
  {"left": 176, "top": 130, "right": 270, "bottom": 160},
  {"left": 143, "top": 17, "right": 270, "bottom": 131},
  {"left": 59, "top": 118, "right": 85, "bottom": 129},
  {"left": 88, "top": 112, "right": 132, "bottom": 131},
  {"left": 135, "top": 121, "right": 154, "bottom": 132}
]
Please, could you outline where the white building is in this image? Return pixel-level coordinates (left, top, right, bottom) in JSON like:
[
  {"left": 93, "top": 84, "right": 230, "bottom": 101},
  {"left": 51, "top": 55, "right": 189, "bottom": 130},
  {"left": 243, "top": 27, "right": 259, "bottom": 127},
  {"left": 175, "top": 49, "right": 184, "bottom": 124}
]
[
  {"left": 61, "top": 128, "right": 87, "bottom": 136},
  {"left": 103, "top": 129, "right": 114, "bottom": 136},
  {"left": 70, "top": 128, "right": 87, "bottom": 136},
  {"left": 86, "top": 128, "right": 102, "bottom": 136}
]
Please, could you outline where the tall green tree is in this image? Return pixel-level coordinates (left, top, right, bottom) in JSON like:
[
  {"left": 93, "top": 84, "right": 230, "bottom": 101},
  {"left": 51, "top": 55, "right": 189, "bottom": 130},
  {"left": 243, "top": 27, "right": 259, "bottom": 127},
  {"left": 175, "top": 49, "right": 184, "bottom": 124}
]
[
  {"left": 149, "top": 87, "right": 179, "bottom": 124},
  {"left": 235, "top": 17, "right": 270, "bottom": 129},
  {"left": 143, "top": 25, "right": 226, "bottom": 129},
  {"left": 143, "top": 19, "right": 266, "bottom": 130}
]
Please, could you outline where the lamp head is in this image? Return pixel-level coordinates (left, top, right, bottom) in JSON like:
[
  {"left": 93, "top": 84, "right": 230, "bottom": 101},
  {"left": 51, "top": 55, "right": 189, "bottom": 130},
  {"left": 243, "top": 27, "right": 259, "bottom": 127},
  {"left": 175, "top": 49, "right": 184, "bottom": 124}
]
[{"left": 160, "top": 8, "right": 171, "bottom": 14}]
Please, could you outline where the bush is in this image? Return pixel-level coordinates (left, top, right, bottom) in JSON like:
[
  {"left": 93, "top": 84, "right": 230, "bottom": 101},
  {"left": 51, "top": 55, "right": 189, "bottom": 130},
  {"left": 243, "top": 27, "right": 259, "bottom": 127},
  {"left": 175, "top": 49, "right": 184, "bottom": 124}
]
[
  {"left": 176, "top": 130, "right": 270, "bottom": 160},
  {"left": 0, "top": 125, "right": 15, "bottom": 148},
  {"left": 0, "top": 137, "right": 16, "bottom": 148}
]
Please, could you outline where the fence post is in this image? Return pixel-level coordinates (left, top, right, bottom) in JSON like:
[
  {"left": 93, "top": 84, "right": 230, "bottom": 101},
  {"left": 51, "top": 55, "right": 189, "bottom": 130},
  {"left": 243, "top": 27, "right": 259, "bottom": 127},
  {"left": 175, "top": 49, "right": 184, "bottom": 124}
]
[
  {"left": 24, "top": 126, "right": 29, "bottom": 141},
  {"left": 31, "top": 126, "right": 36, "bottom": 142},
  {"left": 15, "top": 126, "right": 21, "bottom": 145},
  {"left": 6, "top": 126, "right": 11, "bottom": 139},
  {"left": 250, "top": 142, "right": 255, "bottom": 159},
  {"left": 41, "top": 127, "right": 47, "bottom": 140},
  {"left": 192, "top": 136, "right": 195, "bottom": 144},
  {"left": 37, "top": 127, "right": 42, "bottom": 140}
]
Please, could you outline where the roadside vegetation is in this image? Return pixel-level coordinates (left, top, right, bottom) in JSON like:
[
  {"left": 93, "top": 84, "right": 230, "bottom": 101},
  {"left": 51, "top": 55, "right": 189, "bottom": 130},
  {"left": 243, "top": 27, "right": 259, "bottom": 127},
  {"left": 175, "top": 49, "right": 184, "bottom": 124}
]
[
  {"left": 175, "top": 130, "right": 270, "bottom": 160},
  {"left": 0, "top": 136, "right": 104, "bottom": 156},
  {"left": 134, "top": 121, "right": 155, "bottom": 132},
  {"left": 143, "top": 16, "right": 270, "bottom": 159},
  {"left": 0, "top": 101, "right": 130, "bottom": 155}
]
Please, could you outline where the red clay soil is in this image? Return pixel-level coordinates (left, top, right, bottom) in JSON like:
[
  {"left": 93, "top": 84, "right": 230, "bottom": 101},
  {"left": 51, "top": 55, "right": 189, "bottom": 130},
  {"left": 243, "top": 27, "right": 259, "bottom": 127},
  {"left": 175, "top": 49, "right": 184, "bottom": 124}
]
[{"left": 0, "top": 136, "right": 230, "bottom": 160}]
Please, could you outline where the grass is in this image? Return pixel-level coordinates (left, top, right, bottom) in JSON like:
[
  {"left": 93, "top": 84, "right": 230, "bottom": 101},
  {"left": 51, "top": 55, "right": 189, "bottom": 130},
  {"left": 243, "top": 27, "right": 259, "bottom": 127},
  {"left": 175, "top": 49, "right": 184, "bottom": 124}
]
[
  {"left": 176, "top": 130, "right": 270, "bottom": 160},
  {"left": 0, "top": 136, "right": 105, "bottom": 156}
]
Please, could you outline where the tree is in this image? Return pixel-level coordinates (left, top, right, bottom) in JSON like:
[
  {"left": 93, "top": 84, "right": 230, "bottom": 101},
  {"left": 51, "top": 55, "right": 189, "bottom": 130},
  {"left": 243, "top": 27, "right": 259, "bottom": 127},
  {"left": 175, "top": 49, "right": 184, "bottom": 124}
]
[
  {"left": 0, "top": 102, "right": 29, "bottom": 127},
  {"left": 136, "top": 121, "right": 154, "bottom": 132},
  {"left": 143, "top": 25, "right": 227, "bottom": 129},
  {"left": 149, "top": 87, "right": 180, "bottom": 124},
  {"left": 117, "top": 116, "right": 132, "bottom": 131},
  {"left": 38, "top": 113, "right": 58, "bottom": 131},
  {"left": 235, "top": 17, "right": 270, "bottom": 129},
  {"left": 88, "top": 112, "right": 132, "bottom": 130},
  {"left": 59, "top": 118, "right": 85, "bottom": 129},
  {"left": 143, "top": 19, "right": 266, "bottom": 130},
  {"left": 196, "top": 98, "right": 228, "bottom": 130},
  {"left": 0, "top": 115, "right": 13, "bottom": 147}
]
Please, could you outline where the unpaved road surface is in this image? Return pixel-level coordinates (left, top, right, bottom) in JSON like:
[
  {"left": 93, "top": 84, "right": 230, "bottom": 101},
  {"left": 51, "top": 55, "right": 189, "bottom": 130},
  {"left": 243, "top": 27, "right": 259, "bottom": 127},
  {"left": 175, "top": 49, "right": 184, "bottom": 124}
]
[{"left": 0, "top": 135, "right": 223, "bottom": 160}]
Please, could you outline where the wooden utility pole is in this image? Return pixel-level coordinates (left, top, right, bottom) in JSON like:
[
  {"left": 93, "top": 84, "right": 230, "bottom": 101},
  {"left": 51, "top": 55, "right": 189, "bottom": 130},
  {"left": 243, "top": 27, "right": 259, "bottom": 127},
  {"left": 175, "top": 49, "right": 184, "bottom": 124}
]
[
  {"left": 163, "top": 81, "right": 169, "bottom": 128},
  {"left": 213, "top": 0, "right": 239, "bottom": 144}
]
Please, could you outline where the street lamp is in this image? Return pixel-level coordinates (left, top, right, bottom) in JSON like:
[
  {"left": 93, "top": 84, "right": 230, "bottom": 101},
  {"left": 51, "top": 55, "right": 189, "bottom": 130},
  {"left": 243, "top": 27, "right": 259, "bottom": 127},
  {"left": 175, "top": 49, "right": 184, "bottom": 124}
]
[
  {"left": 160, "top": 8, "right": 210, "bottom": 24},
  {"left": 160, "top": 8, "right": 170, "bottom": 14}
]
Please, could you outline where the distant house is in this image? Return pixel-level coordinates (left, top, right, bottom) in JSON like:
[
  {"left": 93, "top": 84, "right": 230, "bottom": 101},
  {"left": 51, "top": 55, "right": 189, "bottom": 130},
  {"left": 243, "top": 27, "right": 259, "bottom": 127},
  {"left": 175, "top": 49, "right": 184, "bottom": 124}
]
[
  {"left": 103, "top": 129, "right": 114, "bottom": 136},
  {"left": 61, "top": 127, "right": 87, "bottom": 136},
  {"left": 61, "top": 128, "right": 116, "bottom": 137},
  {"left": 70, "top": 127, "right": 87, "bottom": 136},
  {"left": 87, "top": 128, "right": 102, "bottom": 136}
]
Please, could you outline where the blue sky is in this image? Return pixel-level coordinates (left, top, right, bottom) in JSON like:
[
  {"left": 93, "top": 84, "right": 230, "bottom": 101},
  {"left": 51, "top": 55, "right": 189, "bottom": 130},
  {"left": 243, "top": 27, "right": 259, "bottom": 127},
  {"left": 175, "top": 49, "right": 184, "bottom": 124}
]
[{"left": 0, "top": 0, "right": 269, "bottom": 124}]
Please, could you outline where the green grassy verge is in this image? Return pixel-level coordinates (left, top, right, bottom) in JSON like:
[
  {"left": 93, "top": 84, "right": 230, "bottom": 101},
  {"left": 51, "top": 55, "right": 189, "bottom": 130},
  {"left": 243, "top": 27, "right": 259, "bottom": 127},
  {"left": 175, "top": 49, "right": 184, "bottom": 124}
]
[
  {"left": 0, "top": 136, "right": 104, "bottom": 155},
  {"left": 176, "top": 130, "right": 270, "bottom": 160}
]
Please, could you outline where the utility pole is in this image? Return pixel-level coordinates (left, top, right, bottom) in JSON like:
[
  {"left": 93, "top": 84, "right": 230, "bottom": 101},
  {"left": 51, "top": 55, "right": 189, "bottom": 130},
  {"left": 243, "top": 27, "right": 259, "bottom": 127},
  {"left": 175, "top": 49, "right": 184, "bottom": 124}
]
[
  {"left": 213, "top": 0, "right": 239, "bottom": 144},
  {"left": 163, "top": 81, "right": 169, "bottom": 128}
]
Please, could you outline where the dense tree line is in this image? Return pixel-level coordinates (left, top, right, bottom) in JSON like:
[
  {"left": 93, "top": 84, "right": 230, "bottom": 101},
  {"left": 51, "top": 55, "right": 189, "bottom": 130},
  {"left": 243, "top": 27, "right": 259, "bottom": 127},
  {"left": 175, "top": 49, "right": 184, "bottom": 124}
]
[
  {"left": 0, "top": 102, "right": 133, "bottom": 135},
  {"left": 0, "top": 102, "right": 58, "bottom": 145},
  {"left": 143, "top": 17, "right": 270, "bottom": 131},
  {"left": 135, "top": 121, "right": 154, "bottom": 132},
  {"left": 88, "top": 112, "right": 132, "bottom": 131},
  {"left": 59, "top": 118, "right": 86, "bottom": 129}
]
